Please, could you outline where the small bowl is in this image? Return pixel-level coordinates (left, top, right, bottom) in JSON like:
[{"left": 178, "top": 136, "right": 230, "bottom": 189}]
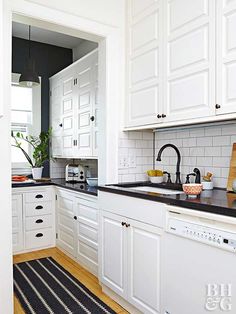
[
  {"left": 182, "top": 183, "right": 203, "bottom": 198},
  {"left": 86, "top": 178, "right": 98, "bottom": 187},
  {"left": 149, "top": 176, "right": 164, "bottom": 184}
]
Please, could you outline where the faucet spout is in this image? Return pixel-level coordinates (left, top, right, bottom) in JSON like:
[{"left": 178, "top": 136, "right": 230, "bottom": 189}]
[{"left": 156, "top": 143, "right": 181, "bottom": 184}]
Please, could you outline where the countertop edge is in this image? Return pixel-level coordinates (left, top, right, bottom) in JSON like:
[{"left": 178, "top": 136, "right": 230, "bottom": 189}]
[
  {"left": 12, "top": 181, "right": 98, "bottom": 196},
  {"left": 98, "top": 186, "right": 236, "bottom": 218}
]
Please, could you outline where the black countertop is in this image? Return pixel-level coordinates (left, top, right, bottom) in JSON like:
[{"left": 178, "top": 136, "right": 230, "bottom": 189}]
[
  {"left": 98, "top": 182, "right": 236, "bottom": 218},
  {"left": 12, "top": 178, "right": 98, "bottom": 196}
]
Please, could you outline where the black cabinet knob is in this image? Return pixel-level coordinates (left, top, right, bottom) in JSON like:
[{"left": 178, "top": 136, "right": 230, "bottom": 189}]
[
  {"left": 162, "top": 114, "right": 166, "bottom": 118},
  {"left": 121, "top": 221, "right": 126, "bottom": 226},
  {"left": 35, "top": 233, "right": 43, "bottom": 238},
  {"left": 35, "top": 219, "right": 43, "bottom": 224},
  {"left": 90, "top": 116, "right": 95, "bottom": 121},
  {"left": 74, "top": 216, "right": 77, "bottom": 220},
  {"left": 59, "top": 123, "right": 63, "bottom": 127},
  {"left": 157, "top": 114, "right": 162, "bottom": 118},
  {"left": 215, "top": 104, "right": 221, "bottom": 109},
  {"left": 35, "top": 194, "right": 43, "bottom": 199},
  {"left": 35, "top": 205, "right": 43, "bottom": 210}
]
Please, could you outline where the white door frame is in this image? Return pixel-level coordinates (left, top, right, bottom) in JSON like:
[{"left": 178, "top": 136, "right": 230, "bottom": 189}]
[
  {"left": 0, "top": 0, "right": 122, "bottom": 311},
  {"left": 9, "top": 0, "right": 122, "bottom": 185}
]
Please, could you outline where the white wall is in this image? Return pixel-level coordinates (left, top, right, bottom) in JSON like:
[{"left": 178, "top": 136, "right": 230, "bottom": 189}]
[
  {"left": 73, "top": 40, "right": 98, "bottom": 62},
  {"left": 0, "top": 0, "right": 13, "bottom": 313},
  {"left": 27, "top": 0, "right": 125, "bottom": 28}
]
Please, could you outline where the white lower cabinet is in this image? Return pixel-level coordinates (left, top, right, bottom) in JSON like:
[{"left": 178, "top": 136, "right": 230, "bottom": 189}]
[
  {"left": 101, "top": 212, "right": 127, "bottom": 298},
  {"left": 127, "top": 220, "right": 161, "bottom": 314},
  {"left": 56, "top": 188, "right": 98, "bottom": 275},
  {"left": 99, "top": 192, "right": 165, "bottom": 314},
  {"left": 12, "top": 187, "right": 55, "bottom": 254},
  {"left": 56, "top": 189, "right": 77, "bottom": 257}
]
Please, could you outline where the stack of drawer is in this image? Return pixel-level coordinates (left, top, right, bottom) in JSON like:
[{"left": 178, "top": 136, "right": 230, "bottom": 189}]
[{"left": 24, "top": 189, "right": 54, "bottom": 250}]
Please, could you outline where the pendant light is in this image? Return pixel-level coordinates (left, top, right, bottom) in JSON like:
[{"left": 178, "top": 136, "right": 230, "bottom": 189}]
[{"left": 19, "top": 25, "right": 40, "bottom": 87}]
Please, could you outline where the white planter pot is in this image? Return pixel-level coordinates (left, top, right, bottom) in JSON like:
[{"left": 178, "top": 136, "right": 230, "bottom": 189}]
[{"left": 32, "top": 167, "right": 43, "bottom": 180}]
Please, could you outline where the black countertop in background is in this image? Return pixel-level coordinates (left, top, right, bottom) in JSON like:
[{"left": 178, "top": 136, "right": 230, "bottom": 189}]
[
  {"left": 12, "top": 178, "right": 98, "bottom": 196},
  {"left": 98, "top": 182, "right": 236, "bottom": 218}
]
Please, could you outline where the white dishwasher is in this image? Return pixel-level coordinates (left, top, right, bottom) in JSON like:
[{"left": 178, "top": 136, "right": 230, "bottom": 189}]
[{"left": 163, "top": 207, "right": 236, "bottom": 314}]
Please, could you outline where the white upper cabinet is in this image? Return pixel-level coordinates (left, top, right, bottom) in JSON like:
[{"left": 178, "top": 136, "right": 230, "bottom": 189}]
[
  {"left": 50, "top": 49, "right": 98, "bottom": 159},
  {"left": 164, "top": 0, "right": 216, "bottom": 122},
  {"left": 126, "top": 0, "right": 164, "bottom": 127},
  {"left": 125, "top": 0, "right": 236, "bottom": 129},
  {"left": 216, "top": 0, "right": 236, "bottom": 115}
]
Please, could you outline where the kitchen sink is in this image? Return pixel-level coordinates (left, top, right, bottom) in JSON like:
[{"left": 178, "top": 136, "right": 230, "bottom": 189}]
[{"left": 127, "top": 186, "right": 184, "bottom": 195}]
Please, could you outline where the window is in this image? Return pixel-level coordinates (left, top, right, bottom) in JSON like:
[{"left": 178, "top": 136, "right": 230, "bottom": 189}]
[{"left": 11, "top": 73, "right": 41, "bottom": 174}]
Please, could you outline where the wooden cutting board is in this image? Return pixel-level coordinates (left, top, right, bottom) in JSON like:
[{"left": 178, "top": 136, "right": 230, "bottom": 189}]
[{"left": 227, "top": 143, "right": 236, "bottom": 191}]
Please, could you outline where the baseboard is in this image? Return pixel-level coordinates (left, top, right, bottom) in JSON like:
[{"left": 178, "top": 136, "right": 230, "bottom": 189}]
[{"left": 101, "top": 284, "right": 142, "bottom": 314}]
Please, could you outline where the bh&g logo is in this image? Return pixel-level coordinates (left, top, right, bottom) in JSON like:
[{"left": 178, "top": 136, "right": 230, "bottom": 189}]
[{"left": 205, "top": 284, "right": 232, "bottom": 312}]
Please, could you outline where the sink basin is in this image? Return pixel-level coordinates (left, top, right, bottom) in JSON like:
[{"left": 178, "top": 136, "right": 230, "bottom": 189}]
[{"left": 127, "top": 186, "right": 184, "bottom": 195}]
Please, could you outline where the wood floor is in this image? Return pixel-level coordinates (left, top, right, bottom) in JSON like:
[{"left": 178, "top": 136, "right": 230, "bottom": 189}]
[{"left": 13, "top": 247, "right": 128, "bottom": 314}]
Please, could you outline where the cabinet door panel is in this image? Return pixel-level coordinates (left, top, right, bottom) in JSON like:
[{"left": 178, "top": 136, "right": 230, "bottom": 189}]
[
  {"left": 126, "top": 1, "right": 163, "bottom": 128},
  {"left": 128, "top": 220, "right": 162, "bottom": 314},
  {"left": 50, "top": 78, "right": 62, "bottom": 157},
  {"left": 56, "top": 191, "right": 76, "bottom": 257},
  {"left": 132, "top": 12, "right": 158, "bottom": 52},
  {"left": 168, "top": 0, "right": 208, "bottom": 32},
  {"left": 130, "top": 86, "right": 159, "bottom": 121},
  {"left": 216, "top": 0, "right": 236, "bottom": 115},
  {"left": 101, "top": 212, "right": 127, "bottom": 298},
  {"left": 164, "top": 0, "right": 215, "bottom": 122}
]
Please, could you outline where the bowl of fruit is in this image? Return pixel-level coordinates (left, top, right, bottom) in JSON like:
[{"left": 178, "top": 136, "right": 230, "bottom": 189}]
[{"left": 147, "top": 170, "right": 164, "bottom": 184}]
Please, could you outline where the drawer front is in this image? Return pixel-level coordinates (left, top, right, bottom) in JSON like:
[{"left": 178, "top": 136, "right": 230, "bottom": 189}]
[
  {"left": 25, "top": 215, "right": 53, "bottom": 231},
  {"left": 78, "top": 222, "right": 98, "bottom": 244},
  {"left": 76, "top": 199, "right": 98, "bottom": 224},
  {"left": 25, "top": 228, "right": 53, "bottom": 250},
  {"left": 78, "top": 240, "right": 98, "bottom": 264},
  {"left": 25, "top": 202, "right": 52, "bottom": 217},
  {"left": 25, "top": 190, "right": 52, "bottom": 203}
]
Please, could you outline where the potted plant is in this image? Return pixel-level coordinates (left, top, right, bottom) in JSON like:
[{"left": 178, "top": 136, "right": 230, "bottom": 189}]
[{"left": 12, "top": 128, "right": 52, "bottom": 180}]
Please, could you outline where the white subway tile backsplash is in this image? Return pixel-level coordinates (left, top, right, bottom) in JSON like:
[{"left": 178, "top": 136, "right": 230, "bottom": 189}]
[
  {"left": 197, "top": 137, "right": 213, "bottom": 147},
  {"left": 118, "top": 123, "right": 236, "bottom": 188},
  {"left": 212, "top": 136, "right": 230, "bottom": 146}
]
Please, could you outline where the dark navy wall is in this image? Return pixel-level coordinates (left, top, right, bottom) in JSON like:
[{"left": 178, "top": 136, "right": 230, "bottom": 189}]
[{"left": 12, "top": 36, "right": 73, "bottom": 176}]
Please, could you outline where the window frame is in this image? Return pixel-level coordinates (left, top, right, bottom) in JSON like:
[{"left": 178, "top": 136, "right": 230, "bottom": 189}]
[{"left": 11, "top": 73, "right": 41, "bottom": 174}]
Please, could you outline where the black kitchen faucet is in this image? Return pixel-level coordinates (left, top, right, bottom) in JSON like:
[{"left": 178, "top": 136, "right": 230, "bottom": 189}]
[{"left": 156, "top": 143, "right": 181, "bottom": 184}]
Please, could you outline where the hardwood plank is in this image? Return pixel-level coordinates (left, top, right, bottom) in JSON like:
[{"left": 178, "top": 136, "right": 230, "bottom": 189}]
[{"left": 13, "top": 247, "right": 128, "bottom": 314}]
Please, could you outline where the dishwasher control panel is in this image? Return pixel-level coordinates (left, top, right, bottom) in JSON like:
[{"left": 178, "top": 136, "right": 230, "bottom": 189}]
[{"left": 168, "top": 218, "right": 236, "bottom": 252}]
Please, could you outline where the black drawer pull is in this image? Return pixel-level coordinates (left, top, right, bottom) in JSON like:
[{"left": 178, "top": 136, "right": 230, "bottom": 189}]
[
  {"left": 35, "top": 219, "right": 43, "bottom": 224},
  {"left": 35, "top": 194, "right": 43, "bottom": 199},
  {"left": 35, "top": 233, "right": 43, "bottom": 238},
  {"left": 35, "top": 205, "right": 43, "bottom": 210},
  {"left": 74, "top": 216, "right": 77, "bottom": 220}
]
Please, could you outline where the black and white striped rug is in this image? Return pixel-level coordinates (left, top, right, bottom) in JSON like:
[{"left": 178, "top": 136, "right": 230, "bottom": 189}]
[{"left": 13, "top": 257, "right": 116, "bottom": 314}]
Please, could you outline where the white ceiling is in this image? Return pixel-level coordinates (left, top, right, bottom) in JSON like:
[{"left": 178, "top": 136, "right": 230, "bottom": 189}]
[{"left": 12, "top": 22, "right": 85, "bottom": 49}]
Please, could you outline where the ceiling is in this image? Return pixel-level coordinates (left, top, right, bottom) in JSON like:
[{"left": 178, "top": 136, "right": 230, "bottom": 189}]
[{"left": 12, "top": 22, "right": 85, "bottom": 49}]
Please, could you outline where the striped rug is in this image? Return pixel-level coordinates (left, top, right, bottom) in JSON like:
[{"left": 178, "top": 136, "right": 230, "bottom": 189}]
[{"left": 13, "top": 257, "right": 116, "bottom": 314}]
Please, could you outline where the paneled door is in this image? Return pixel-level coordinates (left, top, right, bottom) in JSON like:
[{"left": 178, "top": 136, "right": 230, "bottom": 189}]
[
  {"left": 61, "top": 68, "right": 76, "bottom": 157},
  {"left": 163, "top": 0, "right": 216, "bottom": 122},
  {"left": 100, "top": 211, "right": 128, "bottom": 298},
  {"left": 50, "top": 77, "right": 62, "bottom": 157},
  {"left": 216, "top": 0, "right": 236, "bottom": 115},
  {"left": 127, "top": 219, "right": 162, "bottom": 314},
  {"left": 74, "top": 50, "right": 98, "bottom": 158},
  {"left": 125, "top": 0, "right": 164, "bottom": 127},
  {"left": 56, "top": 190, "right": 77, "bottom": 257}
]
